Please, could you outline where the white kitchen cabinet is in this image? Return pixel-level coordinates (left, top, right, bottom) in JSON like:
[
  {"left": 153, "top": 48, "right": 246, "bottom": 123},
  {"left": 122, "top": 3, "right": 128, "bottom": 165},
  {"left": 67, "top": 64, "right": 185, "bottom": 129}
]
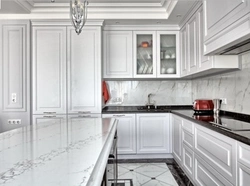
[
  {"left": 32, "top": 26, "right": 67, "bottom": 114},
  {"left": 156, "top": 31, "right": 180, "bottom": 78},
  {"left": 136, "top": 113, "right": 171, "bottom": 154},
  {"left": 186, "top": 15, "right": 198, "bottom": 74},
  {"left": 180, "top": 5, "right": 240, "bottom": 78},
  {"left": 32, "top": 23, "right": 102, "bottom": 115},
  {"left": 102, "top": 114, "right": 136, "bottom": 154},
  {"left": 133, "top": 31, "right": 157, "bottom": 78},
  {"left": 103, "top": 31, "right": 133, "bottom": 78},
  {"left": 67, "top": 27, "right": 101, "bottom": 114},
  {"left": 194, "top": 153, "right": 233, "bottom": 186},
  {"left": 237, "top": 141, "right": 250, "bottom": 186},
  {"left": 194, "top": 124, "right": 237, "bottom": 185},
  {"left": 183, "top": 143, "right": 194, "bottom": 180},
  {"left": 180, "top": 26, "right": 188, "bottom": 76},
  {"left": 203, "top": 0, "right": 250, "bottom": 55},
  {"left": 172, "top": 114, "right": 182, "bottom": 164}
]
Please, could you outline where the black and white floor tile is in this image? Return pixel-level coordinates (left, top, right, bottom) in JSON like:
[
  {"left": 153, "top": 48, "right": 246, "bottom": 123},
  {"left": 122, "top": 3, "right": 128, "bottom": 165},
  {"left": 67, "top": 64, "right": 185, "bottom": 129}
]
[{"left": 109, "top": 159, "right": 193, "bottom": 186}]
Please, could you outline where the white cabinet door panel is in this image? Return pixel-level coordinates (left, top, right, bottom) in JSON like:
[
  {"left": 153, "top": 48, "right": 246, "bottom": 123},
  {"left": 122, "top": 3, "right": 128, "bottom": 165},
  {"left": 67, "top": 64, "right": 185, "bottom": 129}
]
[
  {"left": 32, "top": 27, "right": 67, "bottom": 114},
  {"left": 67, "top": 27, "right": 101, "bottom": 114},
  {"left": 238, "top": 163, "right": 250, "bottom": 186},
  {"left": 103, "top": 31, "right": 133, "bottom": 78},
  {"left": 183, "top": 144, "right": 194, "bottom": 180},
  {"left": 137, "top": 114, "right": 170, "bottom": 154},
  {"left": 194, "top": 125, "right": 236, "bottom": 185},
  {"left": 172, "top": 115, "right": 182, "bottom": 163},
  {"left": 194, "top": 154, "right": 233, "bottom": 186},
  {"left": 102, "top": 114, "right": 136, "bottom": 154}
]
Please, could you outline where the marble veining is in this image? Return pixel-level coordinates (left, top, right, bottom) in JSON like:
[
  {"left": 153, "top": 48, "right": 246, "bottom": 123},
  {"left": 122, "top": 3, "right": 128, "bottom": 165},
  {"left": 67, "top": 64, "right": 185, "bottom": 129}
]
[
  {"left": 0, "top": 118, "right": 117, "bottom": 186},
  {"left": 106, "top": 81, "right": 192, "bottom": 106}
]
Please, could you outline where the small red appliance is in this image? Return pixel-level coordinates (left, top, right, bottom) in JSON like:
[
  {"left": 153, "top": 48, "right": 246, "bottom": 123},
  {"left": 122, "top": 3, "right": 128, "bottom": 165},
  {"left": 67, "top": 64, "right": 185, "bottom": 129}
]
[{"left": 193, "top": 99, "right": 214, "bottom": 113}]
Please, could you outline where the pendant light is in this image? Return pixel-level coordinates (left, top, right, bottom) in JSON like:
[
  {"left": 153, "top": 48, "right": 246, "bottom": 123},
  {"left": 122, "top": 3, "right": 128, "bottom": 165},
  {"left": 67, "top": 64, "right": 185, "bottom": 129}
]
[{"left": 70, "top": 0, "right": 88, "bottom": 35}]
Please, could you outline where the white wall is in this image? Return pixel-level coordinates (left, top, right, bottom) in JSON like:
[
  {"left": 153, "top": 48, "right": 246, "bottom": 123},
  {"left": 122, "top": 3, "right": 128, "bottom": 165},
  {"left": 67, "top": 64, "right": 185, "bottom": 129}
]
[{"left": 192, "top": 51, "right": 250, "bottom": 115}]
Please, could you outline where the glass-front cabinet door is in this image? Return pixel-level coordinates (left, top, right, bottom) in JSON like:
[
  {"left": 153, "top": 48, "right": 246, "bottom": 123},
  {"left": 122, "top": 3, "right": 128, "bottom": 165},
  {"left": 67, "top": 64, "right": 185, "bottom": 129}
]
[
  {"left": 133, "top": 31, "right": 156, "bottom": 78},
  {"left": 157, "top": 31, "right": 180, "bottom": 78}
]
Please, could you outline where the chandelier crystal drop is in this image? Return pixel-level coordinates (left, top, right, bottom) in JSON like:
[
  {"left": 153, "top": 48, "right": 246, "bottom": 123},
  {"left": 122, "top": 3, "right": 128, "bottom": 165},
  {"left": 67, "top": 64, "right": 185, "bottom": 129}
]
[{"left": 70, "top": 0, "right": 88, "bottom": 35}]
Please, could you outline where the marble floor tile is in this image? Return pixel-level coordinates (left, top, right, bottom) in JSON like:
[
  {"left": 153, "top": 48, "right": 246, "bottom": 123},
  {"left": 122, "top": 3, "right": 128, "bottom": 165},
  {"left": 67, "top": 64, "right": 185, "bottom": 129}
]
[
  {"left": 133, "top": 164, "right": 168, "bottom": 177},
  {"left": 118, "top": 169, "right": 152, "bottom": 185},
  {"left": 156, "top": 170, "right": 178, "bottom": 186},
  {"left": 142, "top": 179, "right": 175, "bottom": 186},
  {"left": 119, "top": 163, "right": 145, "bottom": 171}
]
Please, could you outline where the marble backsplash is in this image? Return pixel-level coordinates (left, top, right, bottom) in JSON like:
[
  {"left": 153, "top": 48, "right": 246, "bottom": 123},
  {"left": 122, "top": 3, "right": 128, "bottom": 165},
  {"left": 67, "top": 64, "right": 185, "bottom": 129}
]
[
  {"left": 105, "top": 80, "right": 192, "bottom": 106},
  {"left": 105, "top": 51, "right": 250, "bottom": 115},
  {"left": 192, "top": 51, "right": 250, "bottom": 115}
]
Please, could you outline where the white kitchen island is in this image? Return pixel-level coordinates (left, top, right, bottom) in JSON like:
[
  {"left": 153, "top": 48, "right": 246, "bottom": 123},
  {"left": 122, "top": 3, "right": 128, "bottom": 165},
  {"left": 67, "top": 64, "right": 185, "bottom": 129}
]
[{"left": 0, "top": 117, "right": 117, "bottom": 186}]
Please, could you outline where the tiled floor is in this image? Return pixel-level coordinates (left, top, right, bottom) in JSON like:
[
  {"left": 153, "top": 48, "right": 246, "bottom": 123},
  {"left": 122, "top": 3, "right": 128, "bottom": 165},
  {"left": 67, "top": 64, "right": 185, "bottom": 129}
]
[{"left": 107, "top": 159, "right": 193, "bottom": 186}]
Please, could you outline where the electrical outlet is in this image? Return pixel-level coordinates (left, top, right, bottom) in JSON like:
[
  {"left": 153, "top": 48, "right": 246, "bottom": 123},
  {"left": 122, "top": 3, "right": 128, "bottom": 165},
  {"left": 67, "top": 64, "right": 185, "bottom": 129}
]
[
  {"left": 220, "top": 98, "right": 227, "bottom": 105},
  {"left": 11, "top": 93, "right": 17, "bottom": 103},
  {"left": 7, "top": 119, "right": 22, "bottom": 124}
]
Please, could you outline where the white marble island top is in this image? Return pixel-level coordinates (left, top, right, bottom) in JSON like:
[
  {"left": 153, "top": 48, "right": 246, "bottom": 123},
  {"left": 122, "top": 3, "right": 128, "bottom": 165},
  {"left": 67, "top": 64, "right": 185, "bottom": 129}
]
[{"left": 0, "top": 117, "right": 117, "bottom": 186}]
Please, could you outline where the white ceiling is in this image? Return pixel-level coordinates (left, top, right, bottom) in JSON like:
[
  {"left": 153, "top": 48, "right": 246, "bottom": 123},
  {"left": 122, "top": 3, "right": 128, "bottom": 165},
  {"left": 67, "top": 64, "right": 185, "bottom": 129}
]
[{"left": 0, "top": 0, "right": 201, "bottom": 26}]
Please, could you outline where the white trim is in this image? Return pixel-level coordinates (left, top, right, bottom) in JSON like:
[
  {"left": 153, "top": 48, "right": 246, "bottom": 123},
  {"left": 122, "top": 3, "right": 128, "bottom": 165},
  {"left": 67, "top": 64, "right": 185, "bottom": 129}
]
[
  {"left": 103, "top": 25, "right": 180, "bottom": 31},
  {"left": 31, "top": 19, "right": 104, "bottom": 26},
  {"left": 15, "top": 0, "right": 33, "bottom": 13}
]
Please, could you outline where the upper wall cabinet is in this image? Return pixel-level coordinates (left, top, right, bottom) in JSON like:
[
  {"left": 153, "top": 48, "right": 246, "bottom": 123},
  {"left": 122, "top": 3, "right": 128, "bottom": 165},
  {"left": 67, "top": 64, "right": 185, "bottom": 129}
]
[
  {"left": 32, "top": 23, "right": 102, "bottom": 114},
  {"left": 180, "top": 5, "right": 240, "bottom": 78},
  {"left": 103, "top": 29, "right": 180, "bottom": 79},
  {"left": 133, "top": 31, "right": 180, "bottom": 78},
  {"left": 133, "top": 31, "right": 157, "bottom": 78},
  {"left": 156, "top": 31, "right": 180, "bottom": 78},
  {"left": 203, "top": 0, "right": 250, "bottom": 55},
  {"left": 32, "top": 26, "right": 67, "bottom": 114},
  {"left": 103, "top": 31, "right": 133, "bottom": 78}
]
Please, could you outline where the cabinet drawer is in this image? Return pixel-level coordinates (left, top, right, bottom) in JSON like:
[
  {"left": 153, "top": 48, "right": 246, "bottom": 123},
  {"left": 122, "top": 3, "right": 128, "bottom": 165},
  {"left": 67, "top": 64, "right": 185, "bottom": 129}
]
[
  {"left": 183, "top": 144, "right": 194, "bottom": 180},
  {"left": 182, "top": 129, "right": 193, "bottom": 148},
  {"left": 194, "top": 125, "right": 236, "bottom": 185},
  {"left": 182, "top": 119, "right": 194, "bottom": 134},
  {"left": 238, "top": 163, "right": 250, "bottom": 186},
  {"left": 238, "top": 142, "right": 250, "bottom": 168},
  {"left": 194, "top": 154, "right": 233, "bottom": 186}
]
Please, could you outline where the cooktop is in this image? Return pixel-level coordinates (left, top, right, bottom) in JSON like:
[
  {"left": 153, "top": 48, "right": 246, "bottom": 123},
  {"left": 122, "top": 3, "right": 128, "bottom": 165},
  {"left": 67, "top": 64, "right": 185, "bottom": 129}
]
[{"left": 209, "top": 118, "right": 250, "bottom": 131}]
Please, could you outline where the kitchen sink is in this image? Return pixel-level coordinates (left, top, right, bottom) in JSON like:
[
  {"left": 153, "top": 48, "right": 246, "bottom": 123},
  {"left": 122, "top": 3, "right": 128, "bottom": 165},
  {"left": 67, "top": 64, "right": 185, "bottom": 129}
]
[{"left": 137, "top": 105, "right": 170, "bottom": 112}]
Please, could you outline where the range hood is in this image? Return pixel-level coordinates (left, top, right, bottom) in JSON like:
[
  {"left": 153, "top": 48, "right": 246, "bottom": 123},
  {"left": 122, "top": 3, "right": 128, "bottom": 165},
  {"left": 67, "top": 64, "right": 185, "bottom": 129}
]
[{"left": 218, "top": 38, "right": 250, "bottom": 55}]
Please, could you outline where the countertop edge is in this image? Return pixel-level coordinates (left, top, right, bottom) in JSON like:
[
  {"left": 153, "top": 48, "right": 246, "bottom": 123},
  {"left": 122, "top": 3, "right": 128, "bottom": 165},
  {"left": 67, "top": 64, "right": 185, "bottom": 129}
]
[
  {"left": 87, "top": 118, "right": 118, "bottom": 186},
  {"left": 171, "top": 111, "right": 250, "bottom": 146}
]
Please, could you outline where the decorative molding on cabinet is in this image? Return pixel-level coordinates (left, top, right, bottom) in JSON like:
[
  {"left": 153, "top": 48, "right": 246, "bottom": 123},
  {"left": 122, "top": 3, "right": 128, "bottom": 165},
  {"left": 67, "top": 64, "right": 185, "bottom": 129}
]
[
  {"left": 67, "top": 26, "right": 102, "bottom": 113},
  {"left": 103, "top": 25, "right": 180, "bottom": 31},
  {"left": 32, "top": 26, "right": 67, "bottom": 114},
  {"left": 0, "top": 21, "right": 30, "bottom": 112}
]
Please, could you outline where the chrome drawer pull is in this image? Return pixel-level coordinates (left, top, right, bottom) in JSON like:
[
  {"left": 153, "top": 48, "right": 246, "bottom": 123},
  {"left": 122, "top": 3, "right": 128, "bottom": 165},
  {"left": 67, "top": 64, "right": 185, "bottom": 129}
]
[
  {"left": 78, "top": 111, "right": 91, "bottom": 114},
  {"left": 113, "top": 114, "right": 125, "bottom": 117},
  {"left": 43, "top": 112, "right": 56, "bottom": 114},
  {"left": 43, "top": 115, "right": 56, "bottom": 118}
]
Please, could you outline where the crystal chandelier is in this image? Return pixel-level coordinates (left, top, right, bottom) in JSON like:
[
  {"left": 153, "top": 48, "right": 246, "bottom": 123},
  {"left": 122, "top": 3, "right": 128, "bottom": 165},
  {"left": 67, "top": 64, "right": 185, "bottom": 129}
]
[{"left": 70, "top": 0, "right": 88, "bottom": 35}]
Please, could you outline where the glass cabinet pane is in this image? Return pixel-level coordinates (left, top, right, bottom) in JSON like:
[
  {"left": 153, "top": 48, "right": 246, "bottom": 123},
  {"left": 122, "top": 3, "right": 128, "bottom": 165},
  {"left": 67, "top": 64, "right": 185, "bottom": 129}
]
[
  {"left": 160, "top": 35, "right": 176, "bottom": 74},
  {"left": 136, "top": 34, "right": 153, "bottom": 75}
]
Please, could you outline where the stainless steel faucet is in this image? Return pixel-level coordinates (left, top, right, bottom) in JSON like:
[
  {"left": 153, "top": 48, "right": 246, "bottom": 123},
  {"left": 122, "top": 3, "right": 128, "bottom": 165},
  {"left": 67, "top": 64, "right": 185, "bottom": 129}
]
[{"left": 146, "top": 93, "right": 154, "bottom": 108}]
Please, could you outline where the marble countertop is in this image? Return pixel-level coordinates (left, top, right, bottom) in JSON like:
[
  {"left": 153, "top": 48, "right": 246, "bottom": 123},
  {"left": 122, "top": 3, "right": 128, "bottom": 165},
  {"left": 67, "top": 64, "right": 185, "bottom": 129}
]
[{"left": 0, "top": 117, "right": 117, "bottom": 186}]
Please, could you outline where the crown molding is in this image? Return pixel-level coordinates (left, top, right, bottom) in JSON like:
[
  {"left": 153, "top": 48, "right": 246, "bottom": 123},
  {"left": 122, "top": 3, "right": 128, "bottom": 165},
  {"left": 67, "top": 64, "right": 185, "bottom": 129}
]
[
  {"left": 103, "top": 24, "right": 180, "bottom": 31},
  {"left": 31, "top": 19, "right": 104, "bottom": 26}
]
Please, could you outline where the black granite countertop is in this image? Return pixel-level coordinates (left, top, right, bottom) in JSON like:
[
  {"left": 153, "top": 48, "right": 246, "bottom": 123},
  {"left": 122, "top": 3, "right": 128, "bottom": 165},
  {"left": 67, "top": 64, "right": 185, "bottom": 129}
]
[
  {"left": 102, "top": 105, "right": 193, "bottom": 113},
  {"left": 102, "top": 106, "right": 250, "bottom": 146}
]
